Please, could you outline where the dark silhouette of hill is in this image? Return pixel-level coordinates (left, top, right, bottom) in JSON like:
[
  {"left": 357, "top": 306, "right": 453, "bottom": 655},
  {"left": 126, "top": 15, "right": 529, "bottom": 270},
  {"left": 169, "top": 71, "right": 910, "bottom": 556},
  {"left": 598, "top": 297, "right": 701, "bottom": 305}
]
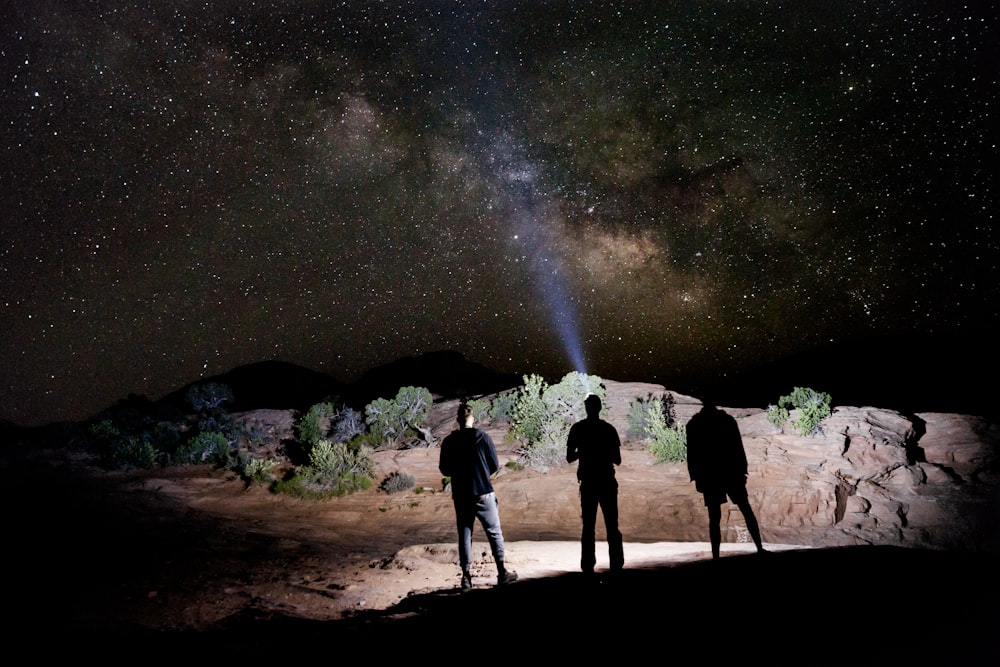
[
  {"left": 156, "top": 360, "right": 348, "bottom": 415},
  {"left": 699, "top": 329, "right": 998, "bottom": 420},
  {"left": 349, "top": 350, "right": 523, "bottom": 407}
]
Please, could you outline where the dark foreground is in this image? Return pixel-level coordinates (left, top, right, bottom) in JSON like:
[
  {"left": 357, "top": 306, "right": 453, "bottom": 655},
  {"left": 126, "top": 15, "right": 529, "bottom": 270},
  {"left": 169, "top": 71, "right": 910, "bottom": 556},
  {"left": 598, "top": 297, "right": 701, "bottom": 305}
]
[
  {"left": 36, "top": 547, "right": 1000, "bottom": 664},
  {"left": 6, "top": 445, "right": 998, "bottom": 664}
]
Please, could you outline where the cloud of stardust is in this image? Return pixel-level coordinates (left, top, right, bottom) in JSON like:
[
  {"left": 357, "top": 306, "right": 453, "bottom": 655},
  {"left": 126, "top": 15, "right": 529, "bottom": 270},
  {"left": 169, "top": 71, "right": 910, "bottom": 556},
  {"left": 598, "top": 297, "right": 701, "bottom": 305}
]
[{"left": 487, "top": 134, "right": 588, "bottom": 375}]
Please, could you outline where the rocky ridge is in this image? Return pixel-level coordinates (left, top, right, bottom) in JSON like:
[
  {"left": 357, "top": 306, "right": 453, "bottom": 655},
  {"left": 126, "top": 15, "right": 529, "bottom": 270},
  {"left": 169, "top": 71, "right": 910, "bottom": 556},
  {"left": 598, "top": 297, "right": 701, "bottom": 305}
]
[{"left": 231, "top": 379, "right": 999, "bottom": 553}]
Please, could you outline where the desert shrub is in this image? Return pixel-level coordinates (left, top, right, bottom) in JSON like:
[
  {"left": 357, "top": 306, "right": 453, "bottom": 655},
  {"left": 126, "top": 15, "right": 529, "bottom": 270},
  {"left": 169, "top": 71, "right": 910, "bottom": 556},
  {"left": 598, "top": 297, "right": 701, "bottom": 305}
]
[
  {"left": 331, "top": 406, "right": 366, "bottom": 443},
  {"left": 89, "top": 418, "right": 120, "bottom": 444},
  {"left": 649, "top": 424, "right": 687, "bottom": 462},
  {"left": 185, "top": 382, "right": 235, "bottom": 438},
  {"left": 89, "top": 419, "right": 159, "bottom": 469},
  {"left": 488, "top": 390, "right": 517, "bottom": 425},
  {"left": 766, "top": 404, "right": 790, "bottom": 430},
  {"left": 186, "top": 382, "right": 234, "bottom": 412},
  {"left": 275, "top": 439, "right": 375, "bottom": 499},
  {"left": 507, "top": 372, "right": 605, "bottom": 471},
  {"left": 627, "top": 393, "right": 676, "bottom": 440},
  {"left": 467, "top": 398, "right": 491, "bottom": 424},
  {"left": 242, "top": 457, "right": 280, "bottom": 486},
  {"left": 627, "top": 393, "right": 685, "bottom": 462},
  {"left": 767, "top": 387, "right": 832, "bottom": 436},
  {"left": 297, "top": 402, "right": 334, "bottom": 446},
  {"left": 365, "top": 386, "right": 432, "bottom": 448},
  {"left": 239, "top": 419, "right": 269, "bottom": 447},
  {"left": 174, "top": 431, "right": 232, "bottom": 467},
  {"left": 312, "top": 439, "right": 375, "bottom": 478},
  {"left": 147, "top": 421, "right": 181, "bottom": 452},
  {"left": 197, "top": 408, "right": 233, "bottom": 437},
  {"left": 379, "top": 470, "right": 416, "bottom": 494},
  {"left": 506, "top": 374, "right": 549, "bottom": 445},
  {"left": 520, "top": 416, "right": 571, "bottom": 471},
  {"left": 626, "top": 397, "right": 648, "bottom": 440},
  {"left": 106, "top": 434, "right": 159, "bottom": 470}
]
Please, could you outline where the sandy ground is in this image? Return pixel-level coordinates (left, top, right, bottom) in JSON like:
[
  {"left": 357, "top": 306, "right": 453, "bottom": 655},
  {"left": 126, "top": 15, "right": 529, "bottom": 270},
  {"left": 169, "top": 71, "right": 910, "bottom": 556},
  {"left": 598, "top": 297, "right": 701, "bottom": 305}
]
[
  {"left": 7, "top": 446, "right": 786, "bottom": 631},
  {"left": 5, "top": 445, "right": 998, "bottom": 663}
]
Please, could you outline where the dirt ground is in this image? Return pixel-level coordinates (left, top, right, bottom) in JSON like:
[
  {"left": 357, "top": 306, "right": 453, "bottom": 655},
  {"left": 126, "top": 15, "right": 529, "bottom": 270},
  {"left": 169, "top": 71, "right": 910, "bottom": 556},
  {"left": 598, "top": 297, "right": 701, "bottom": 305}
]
[
  {"left": 5, "top": 447, "right": 736, "bottom": 627},
  {"left": 6, "top": 440, "right": 998, "bottom": 662},
  {"left": 3, "top": 439, "right": 779, "bottom": 633}
]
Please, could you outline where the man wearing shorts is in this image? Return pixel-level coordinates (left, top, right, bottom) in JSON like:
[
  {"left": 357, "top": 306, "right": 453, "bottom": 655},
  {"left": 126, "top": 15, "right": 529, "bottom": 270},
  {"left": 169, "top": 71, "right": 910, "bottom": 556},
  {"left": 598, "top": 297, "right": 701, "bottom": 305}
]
[{"left": 685, "top": 402, "right": 765, "bottom": 559}]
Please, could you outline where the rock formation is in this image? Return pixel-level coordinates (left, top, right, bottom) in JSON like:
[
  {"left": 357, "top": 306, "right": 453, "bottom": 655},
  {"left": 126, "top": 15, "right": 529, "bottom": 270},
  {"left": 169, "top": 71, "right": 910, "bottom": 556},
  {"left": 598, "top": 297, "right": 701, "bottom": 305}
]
[{"left": 417, "top": 380, "right": 1000, "bottom": 552}]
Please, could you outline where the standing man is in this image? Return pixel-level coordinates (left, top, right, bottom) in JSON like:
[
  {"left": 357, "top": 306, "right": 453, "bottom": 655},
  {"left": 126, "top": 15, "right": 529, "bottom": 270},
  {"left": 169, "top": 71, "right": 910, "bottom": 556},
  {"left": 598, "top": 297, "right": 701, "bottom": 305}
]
[
  {"left": 685, "top": 402, "right": 765, "bottom": 559},
  {"left": 439, "top": 402, "right": 517, "bottom": 591},
  {"left": 566, "top": 394, "right": 624, "bottom": 575}
]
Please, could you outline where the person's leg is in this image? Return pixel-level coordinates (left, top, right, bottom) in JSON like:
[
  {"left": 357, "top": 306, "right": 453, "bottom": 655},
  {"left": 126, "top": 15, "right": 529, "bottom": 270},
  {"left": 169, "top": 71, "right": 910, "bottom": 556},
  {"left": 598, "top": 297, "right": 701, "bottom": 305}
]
[
  {"left": 579, "top": 483, "right": 598, "bottom": 573},
  {"left": 600, "top": 483, "right": 624, "bottom": 571},
  {"left": 734, "top": 493, "right": 765, "bottom": 552},
  {"left": 476, "top": 493, "right": 516, "bottom": 584},
  {"left": 455, "top": 499, "right": 475, "bottom": 585},
  {"left": 476, "top": 492, "right": 506, "bottom": 564},
  {"left": 707, "top": 502, "right": 722, "bottom": 560}
]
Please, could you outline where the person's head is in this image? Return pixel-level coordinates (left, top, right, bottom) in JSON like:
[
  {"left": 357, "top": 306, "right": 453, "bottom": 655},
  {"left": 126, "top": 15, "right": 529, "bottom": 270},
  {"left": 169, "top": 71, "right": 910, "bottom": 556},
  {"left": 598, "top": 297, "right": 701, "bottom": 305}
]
[
  {"left": 584, "top": 394, "right": 602, "bottom": 418},
  {"left": 456, "top": 402, "right": 475, "bottom": 427}
]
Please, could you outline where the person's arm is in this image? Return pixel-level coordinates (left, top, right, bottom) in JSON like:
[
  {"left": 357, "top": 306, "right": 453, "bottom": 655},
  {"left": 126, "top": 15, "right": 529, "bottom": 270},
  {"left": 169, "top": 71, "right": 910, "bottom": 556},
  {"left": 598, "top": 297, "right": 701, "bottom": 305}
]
[
  {"left": 566, "top": 425, "right": 580, "bottom": 463},
  {"left": 438, "top": 436, "right": 452, "bottom": 477},
  {"left": 481, "top": 431, "right": 500, "bottom": 476},
  {"left": 611, "top": 424, "right": 622, "bottom": 466},
  {"left": 685, "top": 424, "right": 699, "bottom": 482}
]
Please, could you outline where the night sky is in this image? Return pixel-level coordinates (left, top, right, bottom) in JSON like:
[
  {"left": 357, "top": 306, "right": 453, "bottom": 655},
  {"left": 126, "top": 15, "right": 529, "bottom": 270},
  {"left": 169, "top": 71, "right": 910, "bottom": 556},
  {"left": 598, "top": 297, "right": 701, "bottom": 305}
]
[{"left": 2, "top": 1, "right": 996, "bottom": 427}]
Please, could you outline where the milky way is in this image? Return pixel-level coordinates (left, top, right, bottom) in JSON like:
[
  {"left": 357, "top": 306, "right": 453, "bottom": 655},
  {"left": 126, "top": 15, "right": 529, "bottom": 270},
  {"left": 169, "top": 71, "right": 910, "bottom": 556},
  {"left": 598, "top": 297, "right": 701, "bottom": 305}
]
[{"left": 2, "top": 1, "right": 996, "bottom": 426}]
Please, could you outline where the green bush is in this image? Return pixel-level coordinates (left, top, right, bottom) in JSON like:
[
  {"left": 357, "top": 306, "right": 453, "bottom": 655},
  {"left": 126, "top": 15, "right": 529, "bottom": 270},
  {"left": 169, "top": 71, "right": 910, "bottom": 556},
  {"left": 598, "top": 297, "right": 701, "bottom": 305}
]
[
  {"left": 89, "top": 419, "right": 159, "bottom": 469},
  {"left": 175, "top": 431, "right": 232, "bottom": 466},
  {"left": 767, "top": 387, "right": 832, "bottom": 436},
  {"left": 487, "top": 391, "right": 517, "bottom": 424},
  {"left": 626, "top": 393, "right": 676, "bottom": 440},
  {"left": 766, "top": 404, "right": 790, "bottom": 430},
  {"left": 507, "top": 372, "right": 605, "bottom": 471},
  {"left": 89, "top": 418, "right": 120, "bottom": 443},
  {"left": 107, "top": 434, "right": 159, "bottom": 470},
  {"left": 506, "top": 374, "right": 549, "bottom": 446},
  {"left": 467, "top": 398, "right": 491, "bottom": 424},
  {"left": 379, "top": 470, "right": 416, "bottom": 494},
  {"left": 297, "top": 402, "right": 334, "bottom": 447},
  {"left": 275, "top": 439, "right": 375, "bottom": 499},
  {"left": 649, "top": 424, "right": 687, "bottom": 462},
  {"left": 365, "top": 386, "right": 433, "bottom": 448},
  {"left": 243, "top": 457, "right": 280, "bottom": 486},
  {"left": 628, "top": 393, "right": 685, "bottom": 462}
]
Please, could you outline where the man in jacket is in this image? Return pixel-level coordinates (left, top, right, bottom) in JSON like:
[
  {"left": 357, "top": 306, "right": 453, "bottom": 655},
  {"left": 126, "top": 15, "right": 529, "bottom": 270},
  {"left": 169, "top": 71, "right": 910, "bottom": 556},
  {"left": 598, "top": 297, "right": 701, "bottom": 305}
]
[{"left": 439, "top": 402, "right": 517, "bottom": 590}]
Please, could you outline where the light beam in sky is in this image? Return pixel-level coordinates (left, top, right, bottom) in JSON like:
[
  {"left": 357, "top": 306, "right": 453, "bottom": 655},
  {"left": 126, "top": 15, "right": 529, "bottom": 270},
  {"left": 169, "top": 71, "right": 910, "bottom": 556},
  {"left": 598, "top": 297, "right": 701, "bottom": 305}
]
[{"left": 488, "top": 133, "right": 588, "bottom": 375}]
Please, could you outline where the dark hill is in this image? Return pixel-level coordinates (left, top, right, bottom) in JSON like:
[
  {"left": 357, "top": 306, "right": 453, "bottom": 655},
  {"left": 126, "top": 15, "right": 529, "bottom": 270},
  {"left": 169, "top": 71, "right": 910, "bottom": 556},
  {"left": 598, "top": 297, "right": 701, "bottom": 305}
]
[
  {"left": 349, "top": 350, "right": 522, "bottom": 406},
  {"left": 157, "top": 360, "right": 347, "bottom": 415}
]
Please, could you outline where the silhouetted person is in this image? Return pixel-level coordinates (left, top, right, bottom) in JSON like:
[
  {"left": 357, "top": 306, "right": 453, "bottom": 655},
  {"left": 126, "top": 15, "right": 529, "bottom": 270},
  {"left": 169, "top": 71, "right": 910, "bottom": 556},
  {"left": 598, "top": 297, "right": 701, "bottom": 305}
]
[
  {"left": 439, "top": 402, "right": 517, "bottom": 590},
  {"left": 566, "top": 394, "right": 624, "bottom": 575},
  {"left": 685, "top": 402, "right": 765, "bottom": 559}
]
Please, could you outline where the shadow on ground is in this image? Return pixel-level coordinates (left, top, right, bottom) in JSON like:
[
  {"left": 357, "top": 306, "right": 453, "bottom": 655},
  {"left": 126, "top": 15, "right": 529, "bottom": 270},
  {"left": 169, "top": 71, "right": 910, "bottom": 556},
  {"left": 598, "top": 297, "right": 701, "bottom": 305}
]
[{"left": 60, "top": 546, "right": 999, "bottom": 664}]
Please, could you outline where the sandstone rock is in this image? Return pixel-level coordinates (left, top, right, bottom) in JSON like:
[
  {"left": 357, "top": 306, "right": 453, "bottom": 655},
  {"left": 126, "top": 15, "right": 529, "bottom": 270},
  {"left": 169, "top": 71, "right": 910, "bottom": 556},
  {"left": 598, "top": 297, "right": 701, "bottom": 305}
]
[{"left": 239, "top": 378, "right": 999, "bottom": 553}]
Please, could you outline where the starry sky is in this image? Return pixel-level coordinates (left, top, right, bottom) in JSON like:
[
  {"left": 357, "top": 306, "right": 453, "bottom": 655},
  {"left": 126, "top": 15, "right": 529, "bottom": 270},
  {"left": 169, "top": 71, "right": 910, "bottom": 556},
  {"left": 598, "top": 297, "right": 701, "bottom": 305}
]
[{"left": 2, "top": 1, "right": 996, "bottom": 427}]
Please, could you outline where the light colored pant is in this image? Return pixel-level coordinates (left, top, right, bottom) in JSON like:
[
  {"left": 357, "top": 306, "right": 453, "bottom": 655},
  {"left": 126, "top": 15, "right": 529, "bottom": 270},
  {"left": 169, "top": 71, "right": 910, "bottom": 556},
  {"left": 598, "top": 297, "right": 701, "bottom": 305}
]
[{"left": 454, "top": 492, "right": 505, "bottom": 572}]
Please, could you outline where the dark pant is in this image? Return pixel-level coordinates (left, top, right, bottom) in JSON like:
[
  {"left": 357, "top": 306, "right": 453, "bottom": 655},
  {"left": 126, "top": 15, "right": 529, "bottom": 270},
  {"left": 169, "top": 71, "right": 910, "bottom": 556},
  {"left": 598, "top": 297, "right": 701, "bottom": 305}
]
[
  {"left": 579, "top": 479, "right": 624, "bottom": 573},
  {"left": 454, "top": 492, "right": 505, "bottom": 572}
]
